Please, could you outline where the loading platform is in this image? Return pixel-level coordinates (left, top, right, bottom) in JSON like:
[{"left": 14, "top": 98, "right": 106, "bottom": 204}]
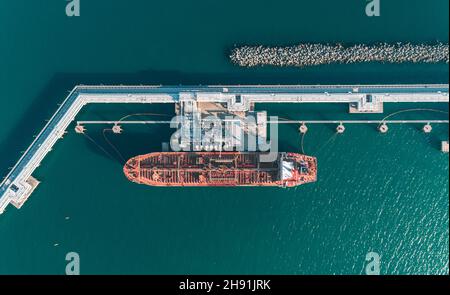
[{"left": 0, "top": 84, "right": 448, "bottom": 214}]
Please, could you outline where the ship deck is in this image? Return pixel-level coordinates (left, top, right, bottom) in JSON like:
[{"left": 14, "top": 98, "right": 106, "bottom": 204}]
[{"left": 136, "top": 152, "right": 280, "bottom": 186}]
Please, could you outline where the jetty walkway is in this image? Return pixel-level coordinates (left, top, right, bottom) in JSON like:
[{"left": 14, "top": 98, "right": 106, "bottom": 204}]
[{"left": 0, "top": 84, "right": 448, "bottom": 214}]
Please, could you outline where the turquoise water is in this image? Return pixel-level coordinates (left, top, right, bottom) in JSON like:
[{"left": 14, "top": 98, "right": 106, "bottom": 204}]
[{"left": 0, "top": 0, "right": 448, "bottom": 274}]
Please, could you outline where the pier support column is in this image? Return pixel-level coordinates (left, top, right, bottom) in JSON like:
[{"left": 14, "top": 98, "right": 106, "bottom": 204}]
[
  {"left": 75, "top": 124, "right": 86, "bottom": 134},
  {"left": 422, "top": 123, "right": 432, "bottom": 133},
  {"left": 112, "top": 124, "right": 123, "bottom": 134},
  {"left": 336, "top": 123, "right": 345, "bottom": 134},
  {"left": 299, "top": 123, "right": 308, "bottom": 134},
  {"left": 442, "top": 141, "right": 449, "bottom": 153},
  {"left": 378, "top": 123, "right": 388, "bottom": 133}
]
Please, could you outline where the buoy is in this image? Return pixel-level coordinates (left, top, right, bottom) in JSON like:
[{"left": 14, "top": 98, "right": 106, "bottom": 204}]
[
  {"left": 336, "top": 123, "right": 345, "bottom": 134},
  {"left": 378, "top": 123, "right": 388, "bottom": 133},
  {"left": 74, "top": 125, "right": 85, "bottom": 134},
  {"left": 422, "top": 123, "right": 432, "bottom": 133},
  {"left": 299, "top": 124, "right": 308, "bottom": 134}
]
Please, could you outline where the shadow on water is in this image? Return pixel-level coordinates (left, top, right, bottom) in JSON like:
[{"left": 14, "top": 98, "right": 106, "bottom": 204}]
[
  {"left": 423, "top": 125, "right": 450, "bottom": 150},
  {"left": 0, "top": 69, "right": 233, "bottom": 177},
  {"left": 79, "top": 124, "right": 173, "bottom": 166},
  {"left": 0, "top": 67, "right": 448, "bottom": 178}
]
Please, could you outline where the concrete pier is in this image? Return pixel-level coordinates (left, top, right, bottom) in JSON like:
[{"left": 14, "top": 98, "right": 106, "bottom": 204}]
[{"left": 0, "top": 84, "right": 448, "bottom": 214}]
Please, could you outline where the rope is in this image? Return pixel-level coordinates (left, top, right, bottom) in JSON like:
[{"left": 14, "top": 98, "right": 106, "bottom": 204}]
[
  {"left": 118, "top": 112, "right": 173, "bottom": 133},
  {"left": 378, "top": 108, "right": 448, "bottom": 128},
  {"left": 315, "top": 133, "right": 338, "bottom": 155},
  {"left": 103, "top": 129, "right": 126, "bottom": 164},
  {"left": 81, "top": 132, "right": 116, "bottom": 161},
  {"left": 300, "top": 132, "right": 306, "bottom": 154},
  {"left": 118, "top": 112, "right": 172, "bottom": 123}
]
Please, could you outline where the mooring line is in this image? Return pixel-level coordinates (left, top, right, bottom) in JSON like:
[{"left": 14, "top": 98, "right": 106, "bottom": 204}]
[
  {"left": 103, "top": 129, "right": 126, "bottom": 165},
  {"left": 379, "top": 108, "right": 449, "bottom": 128},
  {"left": 300, "top": 132, "right": 306, "bottom": 154},
  {"left": 315, "top": 133, "right": 338, "bottom": 155},
  {"left": 81, "top": 132, "right": 116, "bottom": 161},
  {"left": 118, "top": 112, "right": 172, "bottom": 123}
]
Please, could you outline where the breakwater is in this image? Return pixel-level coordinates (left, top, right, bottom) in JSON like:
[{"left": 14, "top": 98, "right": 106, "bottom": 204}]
[{"left": 230, "top": 43, "right": 449, "bottom": 67}]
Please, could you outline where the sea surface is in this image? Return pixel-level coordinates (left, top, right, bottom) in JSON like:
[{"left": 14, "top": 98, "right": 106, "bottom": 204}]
[{"left": 0, "top": 0, "right": 448, "bottom": 274}]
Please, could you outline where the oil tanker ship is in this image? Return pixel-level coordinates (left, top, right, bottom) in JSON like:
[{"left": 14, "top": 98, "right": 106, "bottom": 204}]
[{"left": 124, "top": 152, "right": 317, "bottom": 187}]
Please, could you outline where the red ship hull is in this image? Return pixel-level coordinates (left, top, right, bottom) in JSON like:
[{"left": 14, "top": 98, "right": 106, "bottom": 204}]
[{"left": 124, "top": 152, "right": 317, "bottom": 188}]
